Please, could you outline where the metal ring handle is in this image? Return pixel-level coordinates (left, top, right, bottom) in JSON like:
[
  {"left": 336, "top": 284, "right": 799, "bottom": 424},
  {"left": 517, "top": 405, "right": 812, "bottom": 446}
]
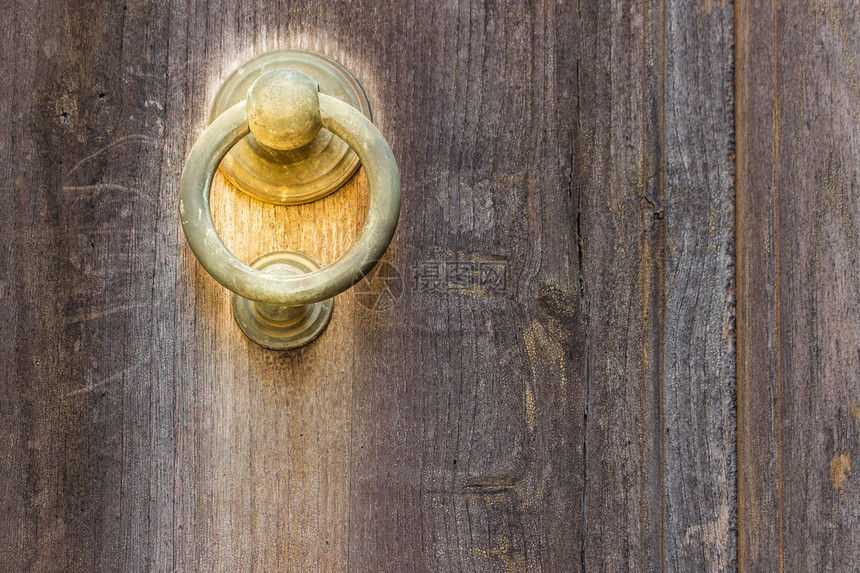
[{"left": 179, "top": 74, "right": 401, "bottom": 307}]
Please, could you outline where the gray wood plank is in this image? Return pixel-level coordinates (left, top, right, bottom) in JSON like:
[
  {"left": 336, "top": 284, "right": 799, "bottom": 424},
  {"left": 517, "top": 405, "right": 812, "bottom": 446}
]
[
  {"left": 662, "top": 1, "right": 736, "bottom": 570},
  {"left": 736, "top": 0, "right": 781, "bottom": 569},
  {"left": 0, "top": 0, "right": 173, "bottom": 570},
  {"left": 349, "top": 1, "right": 587, "bottom": 569}
]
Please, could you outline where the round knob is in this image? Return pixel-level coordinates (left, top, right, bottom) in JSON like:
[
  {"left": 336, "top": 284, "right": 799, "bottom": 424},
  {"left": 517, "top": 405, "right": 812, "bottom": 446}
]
[
  {"left": 179, "top": 65, "right": 401, "bottom": 349},
  {"left": 246, "top": 69, "right": 322, "bottom": 150}
]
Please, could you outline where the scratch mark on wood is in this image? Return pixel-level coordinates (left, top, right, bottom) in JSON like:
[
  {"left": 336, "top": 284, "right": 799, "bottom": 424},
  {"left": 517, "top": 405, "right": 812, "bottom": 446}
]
[
  {"left": 64, "top": 359, "right": 145, "bottom": 397},
  {"left": 61, "top": 301, "right": 151, "bottom": 326},
  {"left": 63, "top": 134, "right": 157, "bottom": 181},
  {"left": 61, "top": 183, "right": 156, "bottom": 203}
]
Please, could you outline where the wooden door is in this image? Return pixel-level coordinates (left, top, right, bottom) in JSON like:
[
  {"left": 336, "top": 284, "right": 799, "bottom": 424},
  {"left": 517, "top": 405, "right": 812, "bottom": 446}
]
[{"left": 1, "top": 0, "right": 858, "bottom": 571}]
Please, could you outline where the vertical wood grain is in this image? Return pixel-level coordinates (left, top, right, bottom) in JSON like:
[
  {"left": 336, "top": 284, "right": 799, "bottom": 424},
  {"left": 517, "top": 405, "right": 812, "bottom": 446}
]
[
  {"left": 735, "top": 0, "right": 781, "bottom": 569},
  {"left": 737, "top": 0, "right": 860, "bottom": 569},
  {"left": 577, "top": 0, "right": 735, "bottom": 570},
  {"left": 662, "top": 0, "right": 736, "bottom": 570}
]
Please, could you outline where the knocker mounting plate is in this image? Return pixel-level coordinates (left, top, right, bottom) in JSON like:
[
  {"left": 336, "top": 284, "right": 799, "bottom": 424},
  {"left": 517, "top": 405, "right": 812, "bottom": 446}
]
[{"left": 210, "top": 49, "right": 372, "bottom": 205}]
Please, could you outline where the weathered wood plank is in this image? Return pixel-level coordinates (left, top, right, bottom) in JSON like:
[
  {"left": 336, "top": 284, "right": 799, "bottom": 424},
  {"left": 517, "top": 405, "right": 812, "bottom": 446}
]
[
  {"left": 0, "top": 1, "right": 173, "bottom": 570},
  {"left": 347, "top": 2, "right": 587, "bottom": 569},
  {"left": 738, "top": 0, "right": 860, "bottom": 569},
  {"left": 576, "top": 0, "right": 657, "bottom": 568},
  {"left": 577, "top": 0, "right": 736, "bottom": 570},
  {"left": 662, "top": 0, "right": 736, "bottom": 570},
  {"left": 735, "top": 0, "right": 781, "bottom": 569}
]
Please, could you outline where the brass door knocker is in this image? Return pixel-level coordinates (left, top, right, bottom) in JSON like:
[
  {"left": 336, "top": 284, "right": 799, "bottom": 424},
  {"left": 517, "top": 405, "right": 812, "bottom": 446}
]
[{"left": 179, "top": 50, "right": 401, "bottom": 349}]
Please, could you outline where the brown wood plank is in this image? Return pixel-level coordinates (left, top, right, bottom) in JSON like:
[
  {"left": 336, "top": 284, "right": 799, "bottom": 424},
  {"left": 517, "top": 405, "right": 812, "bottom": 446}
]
[
  {"left": 346, "top": 2, "right": 587, "bottom": 569},
  {"left": 0, "top": 0, "right": 736, "bottom": 571},
  {"left": 577, "top": 0, "right": 736, "bottom": 570},
  {"left": 738, "top": 0, "right": 860, "bottom": 570},
  {"left": 576, "top": 0, "right": 658, "bottom": 567},
  {"left": 735, "top": 0, "right": 781, "bottom": 569}
]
